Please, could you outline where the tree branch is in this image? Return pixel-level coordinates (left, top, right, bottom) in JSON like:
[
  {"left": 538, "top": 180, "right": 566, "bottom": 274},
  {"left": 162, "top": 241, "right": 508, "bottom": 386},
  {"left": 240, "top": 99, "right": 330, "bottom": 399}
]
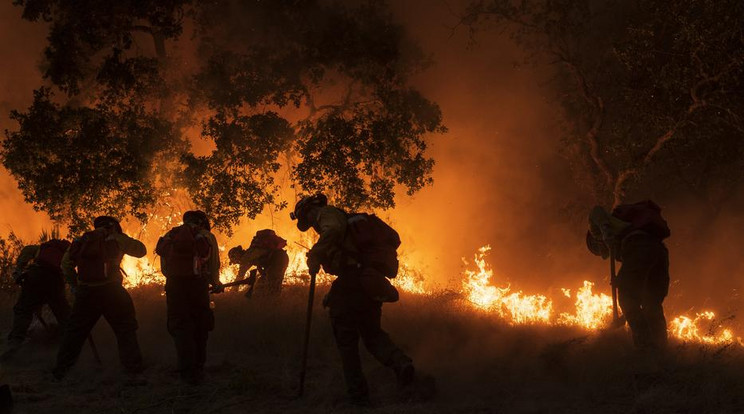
[
  {"left": 130, "top": 25, "right": 167, "bottom": 61},
  {"left": 559, "top": 56, "right": 615, "bottom": 189}
]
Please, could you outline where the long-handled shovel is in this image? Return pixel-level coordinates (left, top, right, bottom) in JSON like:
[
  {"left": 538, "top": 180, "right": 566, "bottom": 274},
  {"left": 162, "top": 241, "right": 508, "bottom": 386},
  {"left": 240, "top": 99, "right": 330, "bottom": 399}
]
[
  {"left": 608, "top": 249, "right": 626, "bottom": 329},
  {"left": 298, "top": 270, "right": 317, "bottom": 397}
]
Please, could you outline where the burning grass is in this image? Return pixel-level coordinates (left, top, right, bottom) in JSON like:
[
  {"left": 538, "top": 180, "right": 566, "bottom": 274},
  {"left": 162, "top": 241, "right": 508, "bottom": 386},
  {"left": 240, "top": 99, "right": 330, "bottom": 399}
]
[
  {"left": 1, "top": 233, "right": 743, "bottom": 412},
  {"left": 3, "top": 286, "right": 744, "bottom": 413},
  {"left": 460, "top": 246, "right": 741, "bottom": 345}
]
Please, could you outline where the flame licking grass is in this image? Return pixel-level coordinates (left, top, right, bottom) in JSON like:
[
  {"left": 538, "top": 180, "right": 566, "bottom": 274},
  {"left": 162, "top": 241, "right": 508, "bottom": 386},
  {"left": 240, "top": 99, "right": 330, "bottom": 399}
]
[
  {"left": 121, "top": 244, "right": 332, "bottom": 289},
  {"left": 120, "top": 240, "right": 740, "bottom": 346},
  {"left": 669, "top": 312, "right": 738, "bottom": 345},
  {"left": 462, "top": 246, "right": 552, "bottom": 323},
  {"left": 460, "top": 245, "right": 741, "bottom": 344},
  {"left": 557, "top": 281, "right": 614, "bottom": 330}
]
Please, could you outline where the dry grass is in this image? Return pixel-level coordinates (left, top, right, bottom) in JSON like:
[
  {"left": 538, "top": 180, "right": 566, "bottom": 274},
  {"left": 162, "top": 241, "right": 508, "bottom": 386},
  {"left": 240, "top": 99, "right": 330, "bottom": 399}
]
[{"left": 2, "top": 285, "right": 744, "bottom": 413}]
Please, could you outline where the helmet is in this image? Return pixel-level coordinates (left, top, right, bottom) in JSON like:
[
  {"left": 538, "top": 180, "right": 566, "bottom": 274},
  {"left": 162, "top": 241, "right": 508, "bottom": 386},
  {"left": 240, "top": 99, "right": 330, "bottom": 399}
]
[
  {"left": 228, "top": 246, "right": 244, "bottom": 264},
  {"left": 588, "top": 206, "right": 629, "bottom": 241},
  {"left": 183, "top": 210, "right": 211, "bottom": 231},
  {"left": 93, "top": 216, "right": 122, "bottom": 233},
  {"left": 290, "top": 194, "right": 327, "bottom": 232},
  {"left": 585, "top": 230, "right": 609, "bottom": 259}
]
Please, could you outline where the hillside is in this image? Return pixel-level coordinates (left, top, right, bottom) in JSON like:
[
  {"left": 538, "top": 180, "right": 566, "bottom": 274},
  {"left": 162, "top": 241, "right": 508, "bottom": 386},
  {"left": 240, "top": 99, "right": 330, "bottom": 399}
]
[{"left": 2, "top": 285, "right": 744, "bottom": 413}]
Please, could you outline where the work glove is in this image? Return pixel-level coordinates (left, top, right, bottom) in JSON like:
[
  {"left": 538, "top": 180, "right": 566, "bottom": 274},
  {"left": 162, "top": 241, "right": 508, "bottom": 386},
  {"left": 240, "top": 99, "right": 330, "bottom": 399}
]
[
  {"left": 306, "top": 252, "right": 321, "bottom": 276},
  {"left": 247, "top": 268, "right": 258, "bottom": 285}
]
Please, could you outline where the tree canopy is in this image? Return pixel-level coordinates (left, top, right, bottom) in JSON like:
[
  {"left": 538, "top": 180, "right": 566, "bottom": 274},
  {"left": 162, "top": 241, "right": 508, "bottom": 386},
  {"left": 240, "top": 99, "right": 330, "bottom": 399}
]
[
  {"left": 3, "top": 0, "right": 446, "bottom": 232},
  {"left": 463, "top": 0, "right": 744, "bottom": 212}
]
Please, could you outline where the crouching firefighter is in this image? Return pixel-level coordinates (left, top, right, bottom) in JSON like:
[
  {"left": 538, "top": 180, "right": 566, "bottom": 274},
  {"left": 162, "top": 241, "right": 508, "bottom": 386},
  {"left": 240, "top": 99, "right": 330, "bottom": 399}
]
[
  {"left": 228, "top": 229, "right": 289, "bottom": 297},
  {"left": 2, "top": 238, "right": 71, "bottom": 360},
  {"left": 586, "top": 200, "right": 671, "bottom": 351},
  {"left": 156, "top": 210, "right": 224, "bottom": 384},
  {"left": 53, "top": 216, "right": 147, "bottom": 379},
  {"left": 291, "top": 194, "right": 414, "bottom": 405}
]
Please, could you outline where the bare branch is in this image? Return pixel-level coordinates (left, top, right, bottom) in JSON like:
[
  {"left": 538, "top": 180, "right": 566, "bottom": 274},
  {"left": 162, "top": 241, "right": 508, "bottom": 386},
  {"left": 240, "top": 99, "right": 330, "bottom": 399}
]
[{"left": 559, "top": 57, "right": 615, "bottom": 188}]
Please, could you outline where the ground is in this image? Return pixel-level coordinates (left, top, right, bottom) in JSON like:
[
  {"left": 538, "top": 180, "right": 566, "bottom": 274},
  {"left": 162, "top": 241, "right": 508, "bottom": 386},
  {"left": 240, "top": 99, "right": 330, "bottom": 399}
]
[{"left": 1, "top": 285, "right": 743, "bottom": 414}]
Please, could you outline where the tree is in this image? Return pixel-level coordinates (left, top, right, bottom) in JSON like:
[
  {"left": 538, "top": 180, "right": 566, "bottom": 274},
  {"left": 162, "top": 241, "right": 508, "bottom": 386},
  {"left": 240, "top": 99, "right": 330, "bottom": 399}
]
[
  {"left": 461, "top": 0, "right": 744, "bottom": 210},
  {"left": 2, "top": 0, "right": 446, "bottom": 232}
]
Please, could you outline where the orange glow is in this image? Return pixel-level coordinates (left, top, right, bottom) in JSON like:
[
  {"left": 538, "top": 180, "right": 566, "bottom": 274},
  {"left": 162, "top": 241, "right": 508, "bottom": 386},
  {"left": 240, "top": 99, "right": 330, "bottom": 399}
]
[
  {"left": 121, "top": 233, "right": 740, "bottom": 347},
  {"left": 459, "top": 246, "right": 740, "bottom": 345},
  {"left": 557, "top": 281, "right": 613, "bottom": 330},
  {"left": 462, "top": 246, "right": 552, "bottom": 324},
  {"left": 669, "top": 311, "right": 740, "bottom": 345}
]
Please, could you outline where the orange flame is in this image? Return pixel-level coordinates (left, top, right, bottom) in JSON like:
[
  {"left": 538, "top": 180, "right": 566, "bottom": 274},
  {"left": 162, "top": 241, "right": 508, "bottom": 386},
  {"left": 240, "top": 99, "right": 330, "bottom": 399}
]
[
  {"left": 121, "top": 235, "right": 741, "bottom": 347},
  {"left": 460, "top": 245, "right": 740, "bottom": 345},
  {"left": 557, "top": 281, "right": 613, "bottom": 330},
  {"left": 669, "top": 311, "right": 740, "bottom": 345},
  {"left": 462, "top": 246, "right": 552, "bottom": 324}
]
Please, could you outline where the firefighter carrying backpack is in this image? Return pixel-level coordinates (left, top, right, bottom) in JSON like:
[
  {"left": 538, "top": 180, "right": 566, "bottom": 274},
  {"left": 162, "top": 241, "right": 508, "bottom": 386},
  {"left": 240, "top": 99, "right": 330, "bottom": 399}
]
[
  {"left": 346, "top": 213, "right": 401, "bottom": 278},
  {"left": 612, "top": 200, "right": 671, "bottom": 240},
  {"left": 156, "top": 224, "right": 211, "bottom": 277},
  {"left": 249, "top": 229, "right": 287, "bottom": 250},
  {"left": 36, "top": 239, "right": 71, "bottom": 269},
  {"left": 68, "top": 230, "right": 120, "bottom": 283}
]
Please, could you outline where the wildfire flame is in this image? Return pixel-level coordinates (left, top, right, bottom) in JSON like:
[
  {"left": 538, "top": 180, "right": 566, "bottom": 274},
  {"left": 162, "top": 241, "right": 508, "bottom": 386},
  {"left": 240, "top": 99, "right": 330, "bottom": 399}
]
[
  {"left": 557, "top": 281, "right": 614, "bottom": 330},
  {"left": 120, "top": 235, "right": 741, "bottom": 347},
  {"left": 459, "top": 245, "right": 741, "bottom": 345},
  {"left": 669, "top": 312, "right": 738, "bottom": 345},
  {"left": 462, "top": 246, "right": 552, "bottom": 324}
]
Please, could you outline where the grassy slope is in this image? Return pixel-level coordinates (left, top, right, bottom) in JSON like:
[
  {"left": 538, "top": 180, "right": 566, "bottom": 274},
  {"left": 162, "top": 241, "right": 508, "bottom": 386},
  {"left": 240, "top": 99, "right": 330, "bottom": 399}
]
[{"left": 2, "top": 285, "right": 744, "bottom": 414}]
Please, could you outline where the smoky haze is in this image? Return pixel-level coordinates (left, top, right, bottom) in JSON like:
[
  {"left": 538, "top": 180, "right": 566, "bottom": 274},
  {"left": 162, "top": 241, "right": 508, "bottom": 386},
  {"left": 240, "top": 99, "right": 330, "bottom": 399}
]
[{"left": 0, "top": 0, "right": 741, "bottom": 320}]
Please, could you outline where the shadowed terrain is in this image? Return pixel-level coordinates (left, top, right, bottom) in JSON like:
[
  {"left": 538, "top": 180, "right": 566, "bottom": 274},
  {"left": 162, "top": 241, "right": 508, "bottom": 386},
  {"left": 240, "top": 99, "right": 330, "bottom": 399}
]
[{"left": 2, "top": 285, "right": 744, "bottom": 413}]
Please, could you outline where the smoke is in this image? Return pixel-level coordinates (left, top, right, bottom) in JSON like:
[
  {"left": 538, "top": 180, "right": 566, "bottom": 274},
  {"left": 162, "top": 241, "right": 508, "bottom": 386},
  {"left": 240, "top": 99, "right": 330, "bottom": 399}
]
[
  {"left": 386, "top": 0, "right": 744, "bottom": 322},
  {"left": 0, "top": 0, "right": 742, "bottom": 322},
  {"left": 387, "top": 0, "right": 597, "bottom": 290},
  {"left": 0, "top": 2, "right": 53, "bottom": 241}
]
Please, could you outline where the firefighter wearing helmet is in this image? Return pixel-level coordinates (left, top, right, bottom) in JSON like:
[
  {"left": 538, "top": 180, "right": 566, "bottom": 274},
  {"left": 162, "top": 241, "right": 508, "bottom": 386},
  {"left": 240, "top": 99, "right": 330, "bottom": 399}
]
[
  {"left": 291, "top": 194, "right": 415, "bottom": 406},
  {"left": 53, "top": 216, "right": 147, "bottom": 380},
  {"left": 586, "top": 201, "right": 671, "bottom": 351},
  {"left": 156, "top": 210, "right": 223, "bottom": 385},
  {"left": 228, "top": 228, "right": 289, "bottom": 297}
]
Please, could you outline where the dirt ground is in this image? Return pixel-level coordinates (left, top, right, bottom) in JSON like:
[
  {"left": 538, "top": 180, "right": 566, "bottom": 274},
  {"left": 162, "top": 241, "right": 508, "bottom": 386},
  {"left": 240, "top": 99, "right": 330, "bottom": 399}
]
[{"left": 2, "top": 285, "right": 744, "bottom": 414}]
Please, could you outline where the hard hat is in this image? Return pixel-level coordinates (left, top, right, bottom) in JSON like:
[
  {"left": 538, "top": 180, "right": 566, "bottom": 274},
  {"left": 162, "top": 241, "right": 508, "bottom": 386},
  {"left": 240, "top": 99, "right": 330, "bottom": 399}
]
[
  {"left": 93, "top": 216, "right": 122, "bottom": 233},
  {"left": 184, "top": 210, "right": 211, "bottom": 231},
  {"left": 290, "top": 194, "right": 328, "bottom": 231}
]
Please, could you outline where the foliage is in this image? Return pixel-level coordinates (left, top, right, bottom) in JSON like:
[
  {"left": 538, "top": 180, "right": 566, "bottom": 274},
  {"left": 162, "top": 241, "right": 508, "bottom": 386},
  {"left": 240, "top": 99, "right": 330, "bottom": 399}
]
[
  {"left": 0, "top": 232, "right": 25, "bottom": 292},
  {"left": 3, "top": 0, "right": 446, "bottom": 232},
  {"left": 463, "top": 0, "right": 744, "bottom": 210}
]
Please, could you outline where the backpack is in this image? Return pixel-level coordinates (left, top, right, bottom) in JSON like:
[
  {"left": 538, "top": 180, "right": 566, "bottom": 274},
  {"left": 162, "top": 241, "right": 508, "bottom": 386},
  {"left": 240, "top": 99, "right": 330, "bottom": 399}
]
[
  {"left": 249, "top": 229, "right": 287, "bottom": 250},
  {"left": 36, "top": 239, "right": 71, "bottom": 269},
  {"left": 68, "top": 230, "right": 121, "bottom": 283},
  {"left": 156, "top": 224, "right": 211, "bottom": 277},
  {"left": 612, "top": 200, "right": 671, "bottom": 240},
  {"left": 346, "top": 213, "right": 401, "bottom": 278}
]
